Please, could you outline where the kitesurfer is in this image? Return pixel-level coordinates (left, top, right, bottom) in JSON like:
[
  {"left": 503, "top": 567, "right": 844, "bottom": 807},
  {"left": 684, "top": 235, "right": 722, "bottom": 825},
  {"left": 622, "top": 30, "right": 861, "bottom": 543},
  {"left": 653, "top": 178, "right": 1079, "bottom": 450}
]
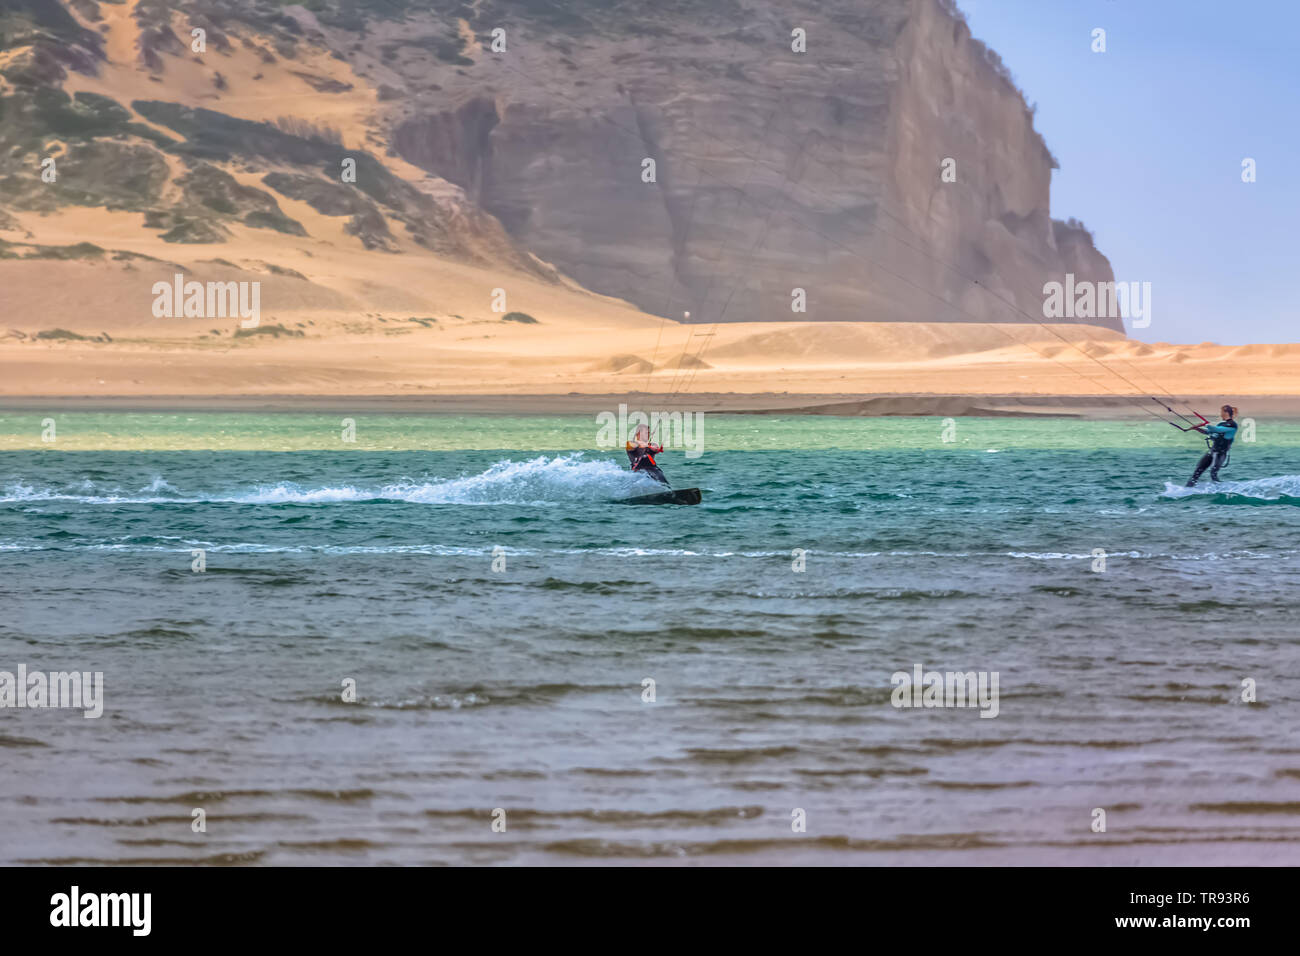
[
  {"left": 1187, "top": 404, "right": 1239, "bottom": 486},
  {"left": 626, "top": 423, "right": 669, "bottom": 486}
]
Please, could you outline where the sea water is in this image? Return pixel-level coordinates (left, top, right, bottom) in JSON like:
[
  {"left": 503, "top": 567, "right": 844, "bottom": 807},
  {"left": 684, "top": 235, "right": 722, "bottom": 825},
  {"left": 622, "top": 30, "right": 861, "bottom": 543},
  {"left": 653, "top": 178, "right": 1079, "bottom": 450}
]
[{"left": 1, "top": 413, "right": 1298, "bottom": 864}]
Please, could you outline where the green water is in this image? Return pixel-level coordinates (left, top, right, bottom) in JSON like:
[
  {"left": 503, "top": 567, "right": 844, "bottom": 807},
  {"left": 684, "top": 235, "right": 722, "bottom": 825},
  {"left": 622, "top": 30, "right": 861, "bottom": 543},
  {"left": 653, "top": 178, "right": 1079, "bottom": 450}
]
[
  {"left": 2, "top": 412, "right": 1298, "bottom": 864},
  {"left": 1, "top": 411, "right": 1291, "bottom": 451}
]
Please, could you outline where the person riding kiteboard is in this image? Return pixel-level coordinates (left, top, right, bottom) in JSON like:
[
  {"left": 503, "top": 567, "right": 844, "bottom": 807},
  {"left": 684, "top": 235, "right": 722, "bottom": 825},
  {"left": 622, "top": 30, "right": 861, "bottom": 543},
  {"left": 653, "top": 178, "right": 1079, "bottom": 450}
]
[
  {"left": 1187, "top": 404, "right": 1239, "bottom": 486},
  {"left": 626, "top": 423, "right": 670, "bottom": 486}
]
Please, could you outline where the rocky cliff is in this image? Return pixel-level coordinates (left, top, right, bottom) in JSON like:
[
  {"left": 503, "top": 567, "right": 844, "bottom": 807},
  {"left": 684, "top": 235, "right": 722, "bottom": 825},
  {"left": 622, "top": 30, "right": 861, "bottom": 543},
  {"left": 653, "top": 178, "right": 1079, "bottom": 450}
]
[
  {"left": 372, "top": 0, "right": 1120, "bottom": 330},
  {"left": 0, "top": 0, "right": 1120, "bottom": 332}
]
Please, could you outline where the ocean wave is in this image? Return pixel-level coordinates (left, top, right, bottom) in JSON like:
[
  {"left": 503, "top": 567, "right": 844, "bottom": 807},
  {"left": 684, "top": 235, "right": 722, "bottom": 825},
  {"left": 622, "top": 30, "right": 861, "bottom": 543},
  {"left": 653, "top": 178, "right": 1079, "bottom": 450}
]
[
  {"left": 0, "top": 479, "right": 200, "bottom": 504},
  {"left": 247, "top": 454, "right": 664, "bottom": 504},
  {"left": 4, "top": 539, "right": 1299, "bottom": 563},
  {"left": 0, "top": 455, "right": 664, "bottom": 506},
  {"left": 1162, "top": 475, "right": 1300, "bottom": 505}
]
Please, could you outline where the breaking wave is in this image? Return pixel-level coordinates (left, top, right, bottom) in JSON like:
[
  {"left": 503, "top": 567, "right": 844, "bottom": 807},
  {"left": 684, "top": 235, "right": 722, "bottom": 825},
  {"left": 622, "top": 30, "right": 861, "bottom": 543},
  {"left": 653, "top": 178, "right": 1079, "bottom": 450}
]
[
  {"left": 0, "top": 455, "right": 665, "bottom": 507},
  {"left": 1162, "top": 475, "right": 1300, "bottom": 505}
]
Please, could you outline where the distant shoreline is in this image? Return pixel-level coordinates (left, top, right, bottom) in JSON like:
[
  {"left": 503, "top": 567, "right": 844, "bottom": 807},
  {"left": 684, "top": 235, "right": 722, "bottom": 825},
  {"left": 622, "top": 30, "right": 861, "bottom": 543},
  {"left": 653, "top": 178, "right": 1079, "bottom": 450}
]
[{"left": 3, "top": 393, "right": 1299, "bottom": 419}]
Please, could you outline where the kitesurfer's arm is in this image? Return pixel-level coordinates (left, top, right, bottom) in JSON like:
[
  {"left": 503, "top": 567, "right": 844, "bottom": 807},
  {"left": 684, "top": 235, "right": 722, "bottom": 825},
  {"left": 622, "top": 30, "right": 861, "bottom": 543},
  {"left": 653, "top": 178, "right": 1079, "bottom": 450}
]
[{"left": 1202, "top": 423, "right": 1237, "bottom": 439}]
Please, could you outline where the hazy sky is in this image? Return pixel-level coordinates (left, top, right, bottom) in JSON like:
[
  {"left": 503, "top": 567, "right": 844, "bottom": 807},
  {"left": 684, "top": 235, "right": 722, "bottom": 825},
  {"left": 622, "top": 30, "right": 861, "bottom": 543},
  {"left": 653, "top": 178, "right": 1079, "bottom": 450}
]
[{"left": 957, "top": 0, "right": 1298, "bottom": 344}]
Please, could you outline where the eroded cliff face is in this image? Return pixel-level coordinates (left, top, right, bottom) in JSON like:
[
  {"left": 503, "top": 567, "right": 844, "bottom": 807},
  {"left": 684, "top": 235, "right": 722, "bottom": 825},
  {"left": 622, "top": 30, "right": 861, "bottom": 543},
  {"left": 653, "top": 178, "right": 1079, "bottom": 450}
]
[
  {"left": 885, "top": 0, "right": 1115, "bottom": 326},
  {"left": 3, "top": 0, "right": 1118, "bottom": 332},
  {"left": 368, "top": 0, "right": 1119, "bottom": 330}
]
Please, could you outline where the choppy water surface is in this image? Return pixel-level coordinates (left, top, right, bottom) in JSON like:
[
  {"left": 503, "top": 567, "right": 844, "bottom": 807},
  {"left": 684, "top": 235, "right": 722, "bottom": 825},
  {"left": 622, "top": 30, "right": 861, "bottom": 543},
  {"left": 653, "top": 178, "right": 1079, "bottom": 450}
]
[{"left": 2, "top": 413, "right": 1298, "bottom": 864}]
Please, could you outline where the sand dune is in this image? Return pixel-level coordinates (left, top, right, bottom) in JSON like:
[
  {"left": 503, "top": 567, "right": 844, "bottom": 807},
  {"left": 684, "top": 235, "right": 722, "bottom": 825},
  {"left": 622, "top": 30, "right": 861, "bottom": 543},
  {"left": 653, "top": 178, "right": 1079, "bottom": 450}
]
[
  {"left": 65, "top": 0, "right": 384, "bottom": 155},
  {"left": 704, "top": 321, "right": 1124, "bottom": 364},
  {"left": 4, "top": 218, "right": 1296, "bottom": 400},
  {"left": 6, "top": 268, "right": 1300, "bottom": 399},
  {"left": 587, "top": 354, "right": 654, "bottom": 374}
]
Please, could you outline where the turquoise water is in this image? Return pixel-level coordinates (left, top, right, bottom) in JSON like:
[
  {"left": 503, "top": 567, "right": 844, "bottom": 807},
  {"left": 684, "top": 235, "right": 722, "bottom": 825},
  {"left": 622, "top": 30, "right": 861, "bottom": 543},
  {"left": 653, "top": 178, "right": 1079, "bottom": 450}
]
[
  {"left": 8, "top": 410, "right": 1300, "bottom": 451},
  {"left": 2, "top": 414, "right": 1299, "bottom": 864}
]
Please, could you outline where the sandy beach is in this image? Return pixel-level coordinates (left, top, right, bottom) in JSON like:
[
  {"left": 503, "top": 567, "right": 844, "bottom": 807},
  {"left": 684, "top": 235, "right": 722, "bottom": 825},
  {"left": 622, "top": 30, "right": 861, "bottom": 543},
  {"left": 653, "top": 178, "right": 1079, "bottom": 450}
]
[
  {"left": 5, "top": 244, "right": 1299, "bottom": 410},
  {"left": 8, "top": 392, "right": 1300, "bottom": 419},
  {"left": 4, "top": 235, "right": 1297, "bottom": 410}
]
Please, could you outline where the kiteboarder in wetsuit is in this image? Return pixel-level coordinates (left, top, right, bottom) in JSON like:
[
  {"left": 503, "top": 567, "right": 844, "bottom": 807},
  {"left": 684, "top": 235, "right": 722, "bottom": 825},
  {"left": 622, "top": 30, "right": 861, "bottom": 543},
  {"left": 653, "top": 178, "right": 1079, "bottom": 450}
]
[
  {"left": 626, "top": 423, "right": 670, "bottom": 486},
  {"left": 1187, "top": 404, "right": 1239, "bottom": 486}
]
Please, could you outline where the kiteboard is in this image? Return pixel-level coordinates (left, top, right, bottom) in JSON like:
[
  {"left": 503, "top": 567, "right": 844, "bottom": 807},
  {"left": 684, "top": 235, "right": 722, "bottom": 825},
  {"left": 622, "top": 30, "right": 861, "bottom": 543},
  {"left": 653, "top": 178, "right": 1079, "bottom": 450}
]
[{"left": 613, "top": 487, "right": 702, "bottom": 506}]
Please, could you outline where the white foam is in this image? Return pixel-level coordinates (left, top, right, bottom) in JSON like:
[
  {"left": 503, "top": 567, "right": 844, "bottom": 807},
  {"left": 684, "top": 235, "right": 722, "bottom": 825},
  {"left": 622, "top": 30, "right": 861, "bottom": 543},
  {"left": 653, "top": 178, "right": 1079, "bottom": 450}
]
[
  {"left": 1, "top": 454, "right": 663, "bottom": 507},
  {"left": 237, "top": 454, "right": 659, "bottom": 505},
  {"left": 1162, "top": 475, "right": 1300, "bottom": 501}
]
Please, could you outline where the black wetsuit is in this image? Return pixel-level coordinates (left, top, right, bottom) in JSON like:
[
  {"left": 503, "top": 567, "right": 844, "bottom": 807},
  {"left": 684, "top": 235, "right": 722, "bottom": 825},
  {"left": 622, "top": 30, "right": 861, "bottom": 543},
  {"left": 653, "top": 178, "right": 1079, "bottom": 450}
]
[
  {"left": 626, "top": 441, "right": 669, "bottom": 486},
  {"left": 1188, "top": 418, "right": 1237, "bottom": 486}
]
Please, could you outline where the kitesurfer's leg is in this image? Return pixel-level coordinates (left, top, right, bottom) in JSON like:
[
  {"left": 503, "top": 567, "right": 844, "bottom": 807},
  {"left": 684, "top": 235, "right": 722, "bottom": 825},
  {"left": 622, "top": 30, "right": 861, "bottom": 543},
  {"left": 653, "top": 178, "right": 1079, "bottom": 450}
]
[
  {"left": 641, "top": 462, "right": 670, "bottom": 486},
  {"left": 1209, "top": 451, "right": 1226, "bottom": 481},
  {"left": 1188, "top": 453, "right": 1213, "bottom": 486}
]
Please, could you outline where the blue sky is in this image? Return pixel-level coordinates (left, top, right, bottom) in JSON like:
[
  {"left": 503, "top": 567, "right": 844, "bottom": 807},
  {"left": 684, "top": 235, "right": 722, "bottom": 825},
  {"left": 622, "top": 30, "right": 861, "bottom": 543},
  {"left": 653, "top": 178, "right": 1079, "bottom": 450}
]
[{"left": 956, "top": 0, "right": 1298, "bottom": 344}]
